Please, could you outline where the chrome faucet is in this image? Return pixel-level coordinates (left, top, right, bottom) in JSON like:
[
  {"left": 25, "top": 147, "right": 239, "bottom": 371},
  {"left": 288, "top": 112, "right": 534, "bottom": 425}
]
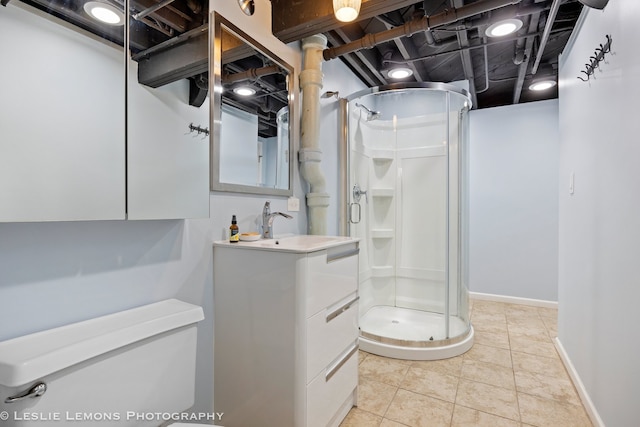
[{"left": 262, "top": 201, "right": 293, "bottom": 239}]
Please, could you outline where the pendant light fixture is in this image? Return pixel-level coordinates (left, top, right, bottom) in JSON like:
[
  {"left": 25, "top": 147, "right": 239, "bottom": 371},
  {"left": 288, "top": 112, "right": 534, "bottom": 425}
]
[{"left": 333, "top": 0, "right": 362, "bottom": 23}]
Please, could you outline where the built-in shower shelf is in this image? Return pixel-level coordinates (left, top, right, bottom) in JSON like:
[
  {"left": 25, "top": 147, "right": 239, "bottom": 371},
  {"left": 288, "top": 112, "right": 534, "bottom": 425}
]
[
  {"left": 371, "top": 188, "right": 395, "bottom": 198},
  {"left": 371, "top": 266, "right": 394, "bottom": 277},
  {"left": 371, "top": 229, "right": 394, "bottom": 239},
  {"left": 370, "top": 149, "right": 394, "bottom": 161}
]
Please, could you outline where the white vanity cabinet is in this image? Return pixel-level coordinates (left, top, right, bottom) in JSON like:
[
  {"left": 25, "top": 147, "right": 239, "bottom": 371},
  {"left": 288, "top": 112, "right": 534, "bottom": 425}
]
[{"left": 213, "top": 236, "right": 359, "bottom": 427}]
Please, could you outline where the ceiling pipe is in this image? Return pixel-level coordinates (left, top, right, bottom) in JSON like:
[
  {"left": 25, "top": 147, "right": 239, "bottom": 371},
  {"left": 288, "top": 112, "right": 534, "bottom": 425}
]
[
  {"left": 222, "top": 65, "right": 282, "bottom": 84},
  {"left": 450, "top": 0, "right": 477, "bottom": 107},
  {"left": 323, "top": 0, "right": 522, "bottom": 61},
  {"left": 513, "top": 11, "right": 540, "bottom": 103},
  {"left": 531, "top": 0, "right": 562, "bottom": 74},
  {"left": 382, "top": 27, "right": 570, "bottom": 64}
]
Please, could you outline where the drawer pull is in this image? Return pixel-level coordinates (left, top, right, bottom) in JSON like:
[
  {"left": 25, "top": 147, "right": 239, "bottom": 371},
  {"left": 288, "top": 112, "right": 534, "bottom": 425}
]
[
  {"left": 326, "top": 295, "right": 359, "bottom": 322},
  {"left": 326, "top": 247, "right": 359, "bottom": 263},
  {"left": 325, "top": 342, "right": 358, "bottom": 382}
]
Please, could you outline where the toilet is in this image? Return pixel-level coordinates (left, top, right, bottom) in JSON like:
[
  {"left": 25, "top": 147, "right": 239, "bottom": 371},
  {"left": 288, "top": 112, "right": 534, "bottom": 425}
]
[{"left": 0, "top": 299, "right": 210, "bottom": 426}]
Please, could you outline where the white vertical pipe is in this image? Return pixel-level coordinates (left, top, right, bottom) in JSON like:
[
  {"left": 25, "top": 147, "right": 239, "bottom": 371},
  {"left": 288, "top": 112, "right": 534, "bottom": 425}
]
[{"left": 299, "top": 34, "right": 330, "bottom": 235}]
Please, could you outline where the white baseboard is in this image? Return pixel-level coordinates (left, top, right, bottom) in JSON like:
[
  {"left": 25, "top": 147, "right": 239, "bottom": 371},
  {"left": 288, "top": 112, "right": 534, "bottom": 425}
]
[
  {"left": 554, "top": 337, "right": 605, "bottom": 427},
  {"left": 469, "top": 291, "right": 558, "bottom": 309}
]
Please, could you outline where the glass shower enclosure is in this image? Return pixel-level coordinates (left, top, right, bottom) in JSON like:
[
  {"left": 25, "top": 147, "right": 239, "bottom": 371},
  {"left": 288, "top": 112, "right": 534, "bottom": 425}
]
[{"left": 343, "top": 83, "right": 473, "bottom": 360}]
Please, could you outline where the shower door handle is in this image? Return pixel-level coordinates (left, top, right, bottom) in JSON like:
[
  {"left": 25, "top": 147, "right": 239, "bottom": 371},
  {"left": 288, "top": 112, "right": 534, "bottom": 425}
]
[
  {"left": 350, "top": 184, "right": 367, "bottom": 224},
  {"left": 349, "top": 203, "right": 361, "bottom": 224}
]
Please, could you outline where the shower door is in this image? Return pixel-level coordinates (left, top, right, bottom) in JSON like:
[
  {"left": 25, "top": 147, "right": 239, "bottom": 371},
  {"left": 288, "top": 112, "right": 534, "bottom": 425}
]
[{"left": 346, "top": 84, "right": 472, "bottom": 354}]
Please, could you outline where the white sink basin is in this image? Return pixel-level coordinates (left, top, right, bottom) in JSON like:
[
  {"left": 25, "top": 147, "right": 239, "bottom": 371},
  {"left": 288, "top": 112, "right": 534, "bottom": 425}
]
[{"left": 214, "top": 235, "right": 358, "bottom": 253}]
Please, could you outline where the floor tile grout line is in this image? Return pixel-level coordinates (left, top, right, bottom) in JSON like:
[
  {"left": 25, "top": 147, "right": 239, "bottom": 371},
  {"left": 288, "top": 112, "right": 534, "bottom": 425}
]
[
  {"left": 380, "top": 386, "right": 401, "bottom": 425},
  {"left": 351, "top": 303, "right": 584, "bottom": 427}
]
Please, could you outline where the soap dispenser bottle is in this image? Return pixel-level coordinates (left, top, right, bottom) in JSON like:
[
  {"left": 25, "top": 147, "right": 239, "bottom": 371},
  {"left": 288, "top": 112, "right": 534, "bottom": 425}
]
[{"left": 229, "top": 215, "right": 239, "bottom": 243}]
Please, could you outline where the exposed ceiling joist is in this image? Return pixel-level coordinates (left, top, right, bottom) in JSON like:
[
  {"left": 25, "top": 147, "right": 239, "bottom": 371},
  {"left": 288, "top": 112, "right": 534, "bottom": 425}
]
[
  {"left": 377, "top": 14, "right": 428, "bottom": 82},
  {"left": 326, "top": 31, "right": 383, "bottom": 86},
  {"left": 271, "top": 0, "right": 420, "bottom": 43},
  {"left": 334, "top": 25, "right": 388, "bottom": 86}
]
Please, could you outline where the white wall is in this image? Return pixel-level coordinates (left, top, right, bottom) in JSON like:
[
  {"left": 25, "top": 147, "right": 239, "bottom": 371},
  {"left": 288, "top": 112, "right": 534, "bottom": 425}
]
[
  {"left": 469, "top": 100, "right": 559, "bottom": 301},
  {"left": 558, "top": 3, "right": 640, "bottom": 426}
]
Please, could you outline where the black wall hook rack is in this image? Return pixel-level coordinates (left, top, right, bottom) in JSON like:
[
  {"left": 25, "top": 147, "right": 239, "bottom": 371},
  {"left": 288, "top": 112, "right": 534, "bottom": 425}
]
[
  {"left": 577, "top": 34, "right": 612, "bottom": 82},
  {"left": 188, "top": 123, "right": 210, "bottom": 137}
]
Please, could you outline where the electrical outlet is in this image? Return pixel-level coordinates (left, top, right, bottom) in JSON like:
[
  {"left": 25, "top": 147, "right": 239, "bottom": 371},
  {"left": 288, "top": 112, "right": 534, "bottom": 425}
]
[{"left": 287, "top": 196, "right": 300, "bottom": 212}]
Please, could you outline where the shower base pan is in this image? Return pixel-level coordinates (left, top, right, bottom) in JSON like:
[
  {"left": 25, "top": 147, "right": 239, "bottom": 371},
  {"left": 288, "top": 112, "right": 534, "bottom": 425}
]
[{"left": 359, "top": 305, "right": 474, "bottom": 360}]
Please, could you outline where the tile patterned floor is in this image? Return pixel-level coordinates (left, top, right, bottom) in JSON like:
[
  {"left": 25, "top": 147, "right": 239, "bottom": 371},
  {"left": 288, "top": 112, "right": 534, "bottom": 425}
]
[{"left": 340, "top": 299, "right": 592, "bottom": 427}]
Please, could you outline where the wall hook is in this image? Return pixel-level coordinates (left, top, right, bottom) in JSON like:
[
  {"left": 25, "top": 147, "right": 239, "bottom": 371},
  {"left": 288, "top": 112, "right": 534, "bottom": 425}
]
[
  {"left": 188, "top": 123, "right": 210, "bottom": 137},
  {"left": 577, "top": 34, "right": 612, "bottom": 83}
]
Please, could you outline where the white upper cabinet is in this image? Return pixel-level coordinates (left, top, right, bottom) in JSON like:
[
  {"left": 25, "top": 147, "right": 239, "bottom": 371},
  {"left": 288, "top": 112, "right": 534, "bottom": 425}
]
[
  {"left": 0, "top": 4, "right": 126, "bottom": 222},
  {"left": 0, "top": 2, "right": 210, "bottom": 222}
]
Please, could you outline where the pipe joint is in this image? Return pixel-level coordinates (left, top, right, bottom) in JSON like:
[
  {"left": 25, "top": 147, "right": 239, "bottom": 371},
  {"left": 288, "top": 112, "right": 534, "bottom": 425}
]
[
  {"left": 299, "top": 148, "right": 323, "bottom": 163},
  {"left": 299, "top": 69, "right": 324, "bottom": 88},
  {"left": 306, "top": 192, "right": 330, "bottom": 208},
  {"left": 301, "top": 34, "right": 328, "bottom": 51}
]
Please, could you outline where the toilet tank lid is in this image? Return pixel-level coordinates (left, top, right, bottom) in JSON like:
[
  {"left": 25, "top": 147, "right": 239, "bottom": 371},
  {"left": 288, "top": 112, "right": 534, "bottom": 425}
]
[{"left": 0, "top": 299, "right": 204, "bottom": 387}]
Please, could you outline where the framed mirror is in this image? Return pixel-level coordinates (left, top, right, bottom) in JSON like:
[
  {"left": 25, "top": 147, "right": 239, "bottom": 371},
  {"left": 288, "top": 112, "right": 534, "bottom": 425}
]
[{"left": 211, "top": 12, "right": 294, "bottom": 196}]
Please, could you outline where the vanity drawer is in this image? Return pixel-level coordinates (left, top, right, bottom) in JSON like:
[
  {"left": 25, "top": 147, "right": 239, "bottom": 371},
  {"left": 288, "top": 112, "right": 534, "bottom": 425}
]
[
  {"left": 307, "top": 293, "right": 359, "bottom": 383},
  {"left": 306, "top": 342, "right": 358, "bottom": 427},
  {"left": 306, "top": 243, "right": 359, "bottom": 316}
]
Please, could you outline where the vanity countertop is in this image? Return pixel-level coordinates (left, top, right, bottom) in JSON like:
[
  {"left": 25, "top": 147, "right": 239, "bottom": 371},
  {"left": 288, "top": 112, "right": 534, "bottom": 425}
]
[{"left": 213, "top": 235, "right": 359, "bottom": 253}]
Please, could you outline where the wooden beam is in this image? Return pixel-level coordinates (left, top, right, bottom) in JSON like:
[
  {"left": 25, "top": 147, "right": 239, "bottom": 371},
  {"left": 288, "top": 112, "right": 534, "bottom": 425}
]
[{"left": 271, "top": 0, "right": 420, "bottom": 43}]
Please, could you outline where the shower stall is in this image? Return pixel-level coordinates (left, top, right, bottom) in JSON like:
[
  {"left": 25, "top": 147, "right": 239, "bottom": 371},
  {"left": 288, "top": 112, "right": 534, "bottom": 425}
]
[{"left": 342, "top": 83, "right": 473, "bottom": 360}]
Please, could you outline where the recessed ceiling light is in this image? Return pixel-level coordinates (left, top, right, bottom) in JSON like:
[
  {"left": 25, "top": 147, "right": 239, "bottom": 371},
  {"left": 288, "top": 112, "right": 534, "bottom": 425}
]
[
  {"left": 388, "top": 67, "right": 413, "bottom": 79},
  {"left": 485, "top": 18, "right": 523, "bottom": 38},
  {"left": 529, "top": 80, "right": 557, "bottom": 91},
  {"left": 233, "top": 86, "right": 256, "bottom": 96},
  {"left": 83, "top": 1, "right": 124, "bottom": 26}
]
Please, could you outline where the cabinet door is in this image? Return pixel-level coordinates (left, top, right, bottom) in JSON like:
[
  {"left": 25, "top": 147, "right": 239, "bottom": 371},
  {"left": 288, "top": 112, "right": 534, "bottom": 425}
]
[
  {"left": 126, "top": 63, "right": 210, "bottom": 220},
  {"left": 126, "top": 5, "right": 210, "bottom": 221},
  {"left": 0, "top": 4, "right": 125, "bottom": 222}
]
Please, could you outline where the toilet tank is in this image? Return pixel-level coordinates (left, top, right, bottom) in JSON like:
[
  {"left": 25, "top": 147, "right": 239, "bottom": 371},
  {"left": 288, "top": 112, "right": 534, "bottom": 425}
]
[{"left": 0, "top": 299, "right": 204, "bottom": 426}]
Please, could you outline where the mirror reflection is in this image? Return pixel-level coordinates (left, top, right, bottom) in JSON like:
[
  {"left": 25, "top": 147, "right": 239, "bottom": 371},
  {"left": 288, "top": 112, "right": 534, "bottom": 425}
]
[{"left": 212, "top": 13, "right": 293, "bottom": 195}]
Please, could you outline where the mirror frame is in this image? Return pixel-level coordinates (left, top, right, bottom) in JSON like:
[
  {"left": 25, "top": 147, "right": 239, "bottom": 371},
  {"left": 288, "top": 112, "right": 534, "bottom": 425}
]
[{"left": 210, "top": 12, "right": 294, "bottom": 196}]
